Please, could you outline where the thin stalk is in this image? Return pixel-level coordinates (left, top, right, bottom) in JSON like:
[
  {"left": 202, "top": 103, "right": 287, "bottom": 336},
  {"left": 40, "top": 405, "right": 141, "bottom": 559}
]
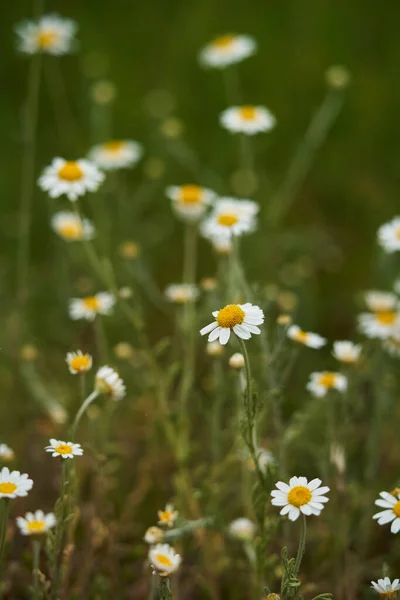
[
  {"left": 0, "top": 499, "right": 10, "bottom": 586},
  {"left": 158, "top": 576, "right": 172, "bottom": 600},
  {"left": 94, "top": 316, "right": 108, "bottom": 362},
  {"left": 71, "top": 390, "right": 99, "bottom": 439},
  {"left": 32, "top": 539, "right": 41, "bottom": 600},
  {"left": 293, "top": 514, "right": 307, "bottom": 578},
  {"left": 222, "top": 66, "right": 241, "bottom": 105}
]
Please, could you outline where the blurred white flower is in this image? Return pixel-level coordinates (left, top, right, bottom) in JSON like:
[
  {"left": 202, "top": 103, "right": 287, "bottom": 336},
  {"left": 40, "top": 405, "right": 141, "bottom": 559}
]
[
  {"left": 89, "top": 140, "right": 142, "bottom": 170},
  {"left": 66, "top": 350, "right": 93, "bottom": 374},
  {"left": 51, "top": 212, "right": 95, "bottom": 242},
  {"left": 287, "top": 325, "right": 326, "bottom": 349},
  {"left": 149, "top": 543, "right": 181, "bottom": 575},
  {"left": 16, "top": 14, "right": 77, "bottom": 55},
  {"left": 199, "top": 34, "right": 256, "bottom": 69},
  {"left": 378, "top": 216, "right": 400, "bottom": 253},
  {"left": 166, "top": 185, "right": 215, "bottom": 222},
  {"left": 332, "top": 341, "right": 361, "bottom": 363},
  {"left": 39, "top": 158, "right": 104, "bottom": 201},
  {"left": 165, "top": 284, "right": 200, "bottom": 303},
  {"left": 16, "top": 510, "right": 56, "bottom": 536},
  {"left": 0, "top": 468, "right": 33, "bottom": 498},
  {"left": 220, "top": 106, "right": 276, "bottom": 135},
  {"left": 95, "top": 366, "right": 126, "bottom": 400},
  {"left": 201, "top": 197, "right": 258, "bottom": 240},
  {"left": 228, "top": 517, "right": 256, "bottom": 541},
  {"left": 69, "top": 292, "right": 116, "bottom": 321},
  {"left": 307, "top": 372, "right": 347, "bottom": 397}
]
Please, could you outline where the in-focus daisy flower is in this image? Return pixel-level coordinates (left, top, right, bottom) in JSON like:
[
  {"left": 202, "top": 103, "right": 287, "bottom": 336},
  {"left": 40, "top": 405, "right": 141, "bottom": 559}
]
[
  {"left": 332, "top": 341, "right": 361, "bottom": 364},
  {"left": 228, "top": 518, "right": 256, "bottom": 541},
  {"left": 166, "top": 184, "right": 215, "bottom": 222},
  {"left": 271, "top": 476, "right": 329, "bottom": 521},
  {"left": 149, "top": 543, "right": 181, "bottom": 576},
  {"left": 220, "top": 106, "right": 276, "bottom": 135},
  {"left": 95, "top": 366, "right": 126, "bottom": 400},
  {"left": 38, "top": 158, "right": 104, "bottom": 202},
  {"left": 51, "top": 211, "right": 95, "bottom": 242},
  {"left": 165, "top": 284, "right": 200, "bottom": 304},
  {"left": 69, "top": 292, "right": 116, "bottom": 321},
  {"left": 0, "top": 467, "right": 33, "bottom": 498},
  {"left": 199, "top": 34, "right": 256, "bottom": 69},
  {"left": 229, "top": 352, "right": 245, "bottom": 369},
  {"left": 16, "top": 14, "right": 77, "bottom": 55},
  {"left": 378, "top": 217, "right": 400, "bottom": 253},
  {"left": 358, "top": 291, "right": 399, "bottom": 339},
  {"left": 158, "top": 504, "right": 178, "bottom": 528},
  {"left": 16, "top": 511, "right": 56, "bottom": 536},
  {"left": 200, "top": 303, "right": 264, "bottom": 345},
  {"left": 45, "top": 439, "right": 83, "bottom": 459},
  {"left": 206, "top": 341, "right": 224, "bottom": 357},
  {"left": 287, "top": 325, "right": 326, "bottom": 349},
  {"left": 88, "top": 140, "right": 143, "bottom": 170},
  {"left": 371, "top": 578, "right": 400, "bottom": 598},
  {"left": 373, "top": 490, "right": 400, "bottom": 534},
  {"left": 201, "top": 198, "right": 259, "bottom": 240},
  {"left": 66, "top": 350, "right": 93, "bottom": 374},
  {"left": 0, "top": 444, "right": 15, "bottom": 462},
  {"left": 144, "top": 526, "right": 164, "bottom": 545},
  {"left": 307, "top": 372, "right": 348, "bottom": 397}
]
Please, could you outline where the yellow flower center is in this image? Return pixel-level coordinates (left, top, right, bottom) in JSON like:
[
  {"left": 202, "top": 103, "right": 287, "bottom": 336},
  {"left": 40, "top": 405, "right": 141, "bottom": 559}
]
[
  {"left": 83, "top": 296, "right": 100, "bottom": 311},
  {"left": 159, "top": 510, "right": 174, "bottom": 523},
  {"left": 213, "top": 35, "right": 235, "bottom": 49},
  {"left": 239, "top": 106, "right": 257, "bottom": 120},
  {"left": 103, "top": 140, "right": 124, "bottom": 152},
  {"left": 55, "top": 443, "right": 73, "bottom": 455},
  {"left": 396, "top": 227, "right": 400, "bottom": 240},
  {"left": 287, "top": 485, "right": 312, "bottom": 507},
  {"left": 217, "top": 213, "right": 238, "bottom": 227},
  {"left": 381, "top": 593, "right": 397, "bottom": 599},
  {"left": 179, "top": 185, "right": 202, "bottom": 205},
  {"left": 58, "top": 161, "right": 84, "bottom": 182},
  {"left": 27, "top": 520, "right": 46, "bottom": 533},
  {"left": 37, "top": 30, "right": 58, "bottom": 49},
  {"left": 318, "top": 373, "right": 336, "bottom": 388},
  {"left": 393, "top": 500, "right": 400, "bottom": 518},
  {"left": 0, "top": 482, "right": 17, "bottom": 494},
  {"left": 217, "top": 304, "right": 245, "bottom": 328},
  {"left": 154, "top": 553, "right": 173, "bottom": 567},
  {"left": 58, "top": 222, "right": 83, "bottom": 240},
  {"left": 293, "top": 330, "right": 309, "bottom": 343},
  {"left": 375, "top": 311, "right": 397, "bottom": 325},
  {"left": 69, "top": 355, "right": 91, "bottom": 372}
]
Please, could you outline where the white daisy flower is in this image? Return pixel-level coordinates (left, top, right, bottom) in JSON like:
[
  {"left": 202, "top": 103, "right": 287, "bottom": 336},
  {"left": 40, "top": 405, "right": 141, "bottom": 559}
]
[
  {"left": 229, "top": 352, "right": 245, "bottom": 369},
  {"left": 378, "top": 217, "right": 400, "bottom": 253},
  {"left": 149, "top": 543, "right": 181, "bottom": 576},
  {"left": 200, "top": 303, "right": 264, "bottom": 345},
  {"left": 164, "top": 284, "right": 200, "bottom": 303},
  {"left": 371, "top": 578, "right": 400, "bottom": 597},
  {"left": 51, "top": 211, "right": 95, "bottom": 242},
  {"left": 206, "top": 341, "right": 224, "bottom": 357},
  {"left": 16, "top": 14, "right": 77, "bottom": 55},
  {"left": 158, "top": 504, "right": 178, "bottom": 528},
  {"left": 228, "top": 517, "right": 256, "bottom": 541},
  {"left": 144, "top": 526, "right": 164, "bottom": 545},
  {"left": 201, "top": 198, "right": 259, "bottom": 240},
  {"left": 69, "top": 292, "right": 116, "bottom": 321},
  {"left": 16, "top": 510, "right": 56, "bottom": 536},
  {"left": 358, "top": 291, "right": 399, "bottom": 339},
  {"left": 88, "top": 140, "right": 143, "bottom": 170},
  {"left": 45, "top": 439, "right": 83, "bottom": 459},
  {"left": 373, "top": 490, "right": 400, "bottom": 534},
  {"left": 332, "top": 341, "right": 361, "bottom": 363},
  {"left": 166, "top": 184, "right": 215, "bottom": 222},
  {"left": 0, "top": 444, "right": 15, "bottom": 462},
  {"left": 38, "top": 157, "right": 104, "bottom": 202},
  {"left": 271, "top": 476, "right": 330, "bottom": 521},
  {"left": 66, "top": 350, "right": 93, "bottom": 374},
  {"left": 365, "top": 291, "right": 399, "bottom": 312},
  {"left": 199, "top": 34, "right": 256, "bottom": 69},
  {"left": 287, "top": 325, "right": 327, "bottom": 349},
  {"left": 95, "top": 366, "right": 126, "bottom": 400},
  {"left": 307, "top": 372, "right": 348, "bottom": 397},
  {"left": 220, "top": 106, "right": 276, "bottom": 135},
  {"left": 0, "top": 467, "right": 33, "bottom": 499}
]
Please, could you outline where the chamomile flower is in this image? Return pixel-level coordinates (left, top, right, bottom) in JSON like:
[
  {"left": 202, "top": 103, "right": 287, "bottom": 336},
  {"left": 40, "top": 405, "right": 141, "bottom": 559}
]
[
  {"left": 166, "top": 184, "right": 215, "bottom": 222},
  {"left": 45, "top": 439, "right": 83, "bottom": 459},
  {"left": 307, "top": 372, "right": 348, "bottom": 397},
  {"left": 144, "top": 526, "right": 164, "bottom": 545},
  {"left": 88, "top": 140, "right": 143, "bottom": 170},
  {"left": 373, "top": 490, "right": 400, "bottom": 534},
  {"left": 95, "top": 366, "right": 126, "bottom": 400},
  {"left": 332, "top": 341, "right": 361, "bottom": 363},
  {"left": 271, "top": 477, "right": 330, "bottom": 521},
  {"left": 0, "top": 444, "right": 14, "bottom": 462},
  {"left": 378, "top": 217, "right": 400, "bottom": 253},
  {"left": 371, "top": 578, "right": 400, "bottom": 597},
  {"left": 358, "top": 291, "right": 399, "bottom": 339},
  {"left": 220, "top": 106, "right": 276, "bottom": 135},
  {"left": 0, "top": 467, "right": 33, "bottom": 498},
  {"left": 51, "top": 211, "right": 95, "bottom": 242},
  {"left": 287, "top": 325, "right": 327, "bottom": 349},
  {"left": 69, "top": 292, "right": 116, "bottom": 321},
  {"left": 39, "top": 157, "right": 104, "bottom": 202},
  {"left": 199, "top": 34, "right": 256, "bottom": 69},
  {"left": 200, "top": 303, "right": 264, "bottom": 345},
  {"left": 66, "top": 350, "right": 93, "bottom": 374},
  {"left": 149, "top": 543, "right": 181, "bottom": 576},
  {"left": 158, "top": 504, "right": 178, "bottom": 528},
  {"left": 165, "top": 284, "right": 200, "bottom": 303},
  {"left": 16, "top": 511, "right": 56, "bottom": 536},
  {"left": 229, "top": 352, "right": 245, "bottom": 369},
  {"left": 201, "top": 198, "right": 259, "bottom": 240},
  {"left": 228, "top": 518, "right": 256, "bottom": 541},
  {"left": 16, "top": 14, "right": 77, "bottom": 55}
]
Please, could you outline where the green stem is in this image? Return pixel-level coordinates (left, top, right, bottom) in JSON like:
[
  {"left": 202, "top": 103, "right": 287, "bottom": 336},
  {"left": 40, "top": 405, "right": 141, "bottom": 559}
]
[
  {"left": 32, "top": 539, "right": 41, "bottom": 600},
  {"left": 293, "top": 514, "right": 307, "bottom": 578},
  {"left": 0, "top": 499, "right": 10, "bottom": 586},
  {"left": 94, "top": 316, "right": 108, "bottom": 362},
  {"left": 71, "top": 390, "right": 99, "bottom": 439},
  {"left": 158, "top": 576, "right": 172, "bottom": 600},
  {"left": 222, "top": 66, "right": 241, "bottom": 104}
]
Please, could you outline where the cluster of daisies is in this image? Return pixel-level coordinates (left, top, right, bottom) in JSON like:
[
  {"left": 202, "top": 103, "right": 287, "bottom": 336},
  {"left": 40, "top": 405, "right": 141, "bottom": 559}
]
[
  {"left": 144, "top": 504, "right": 181, "bottom": 576},
  {"left": 66, "top": 349, "right": 126, "bottom": 400}
]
